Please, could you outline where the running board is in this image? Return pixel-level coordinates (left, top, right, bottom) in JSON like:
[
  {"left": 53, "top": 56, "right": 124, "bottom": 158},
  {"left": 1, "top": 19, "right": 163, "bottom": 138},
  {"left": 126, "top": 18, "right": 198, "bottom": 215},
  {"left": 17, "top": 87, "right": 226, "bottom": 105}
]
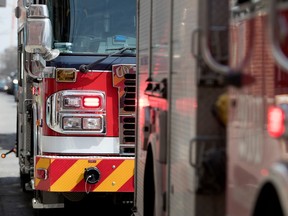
[{"left": 32, "top": 198, "right": 64, "bottom": 209}]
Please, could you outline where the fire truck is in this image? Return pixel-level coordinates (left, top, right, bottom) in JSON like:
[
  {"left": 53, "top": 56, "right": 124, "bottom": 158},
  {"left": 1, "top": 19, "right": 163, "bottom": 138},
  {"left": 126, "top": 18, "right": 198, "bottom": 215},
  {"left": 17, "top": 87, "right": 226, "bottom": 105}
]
[
  {"left": 227, "top": 0, "right": 288, "bottom": 215},
  {"left": 134, "top": 0, "right": 229, "bottom": 215},
  {"left": 13, "top": 0, "right": 136, "bottom": 212},
  {"left": 134, "top": 0, "right": 288, "bottom": 216}
]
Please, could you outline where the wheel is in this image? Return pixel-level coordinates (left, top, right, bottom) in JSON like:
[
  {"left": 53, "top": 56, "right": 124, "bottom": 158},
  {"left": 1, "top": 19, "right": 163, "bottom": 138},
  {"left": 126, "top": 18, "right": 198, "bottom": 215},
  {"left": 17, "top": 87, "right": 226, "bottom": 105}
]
[{"left": 20, "top": 171, "right": 30, "bottom": 192}]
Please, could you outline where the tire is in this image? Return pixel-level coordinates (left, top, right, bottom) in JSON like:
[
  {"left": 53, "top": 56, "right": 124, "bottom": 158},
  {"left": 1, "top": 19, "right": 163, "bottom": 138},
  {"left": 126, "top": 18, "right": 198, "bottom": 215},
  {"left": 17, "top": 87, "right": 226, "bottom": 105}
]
[{"left": 20, "top": 171, "right": 30, "bottom": 192}]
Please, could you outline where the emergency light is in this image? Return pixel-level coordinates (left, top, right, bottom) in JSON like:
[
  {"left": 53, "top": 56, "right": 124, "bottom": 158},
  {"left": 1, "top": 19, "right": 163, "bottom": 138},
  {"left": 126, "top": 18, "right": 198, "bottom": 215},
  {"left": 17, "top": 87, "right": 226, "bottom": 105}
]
[
  {"left": 83, "top": 96, "right": 101, "bottom": 108},
  {"left": 267, "top": 106, "right": 285, "bottom": 138}
]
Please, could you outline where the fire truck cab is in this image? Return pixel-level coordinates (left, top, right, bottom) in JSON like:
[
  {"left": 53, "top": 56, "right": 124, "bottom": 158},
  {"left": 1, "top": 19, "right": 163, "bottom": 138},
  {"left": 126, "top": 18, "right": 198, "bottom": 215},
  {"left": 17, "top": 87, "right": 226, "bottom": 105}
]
[{"left": 15, "top": 0, "right": 136, "bottom": 213}]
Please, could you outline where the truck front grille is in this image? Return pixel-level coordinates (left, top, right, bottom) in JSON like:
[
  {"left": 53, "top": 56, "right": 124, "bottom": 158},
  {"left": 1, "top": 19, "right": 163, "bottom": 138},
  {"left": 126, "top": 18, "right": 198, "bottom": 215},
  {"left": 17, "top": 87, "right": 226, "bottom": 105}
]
[
  {"left": 120, "top": 73, "right": 136, "bottom": 156},
  {"left": 123, "top": 74, "right": 136, "bottom": 112},
  {"left": 112, "top": 64, "right": 136, "bottom": 156}
]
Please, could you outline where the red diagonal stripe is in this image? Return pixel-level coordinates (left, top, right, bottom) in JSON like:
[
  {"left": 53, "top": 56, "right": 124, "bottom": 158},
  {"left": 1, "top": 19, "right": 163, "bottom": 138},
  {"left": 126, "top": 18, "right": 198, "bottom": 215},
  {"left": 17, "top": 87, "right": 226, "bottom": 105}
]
[
  {"left": 36, "top": 177, "right": 51, "bottom": 191},
  {"left": 117, "top": 175, "right": 134, "bottom": 192},
  {"left": 71, "top": 159, "right": 124, "bottom": 192},
  {"left": 49, "top": 158, "right": 78, "bottom": 185}
]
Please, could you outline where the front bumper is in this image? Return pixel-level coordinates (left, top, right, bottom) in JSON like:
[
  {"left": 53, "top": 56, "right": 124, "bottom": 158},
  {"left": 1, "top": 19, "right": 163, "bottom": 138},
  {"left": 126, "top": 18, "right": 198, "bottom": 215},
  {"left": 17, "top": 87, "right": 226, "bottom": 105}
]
[{"left": 34, "top": 156, "right": 134, "bottom": 192}]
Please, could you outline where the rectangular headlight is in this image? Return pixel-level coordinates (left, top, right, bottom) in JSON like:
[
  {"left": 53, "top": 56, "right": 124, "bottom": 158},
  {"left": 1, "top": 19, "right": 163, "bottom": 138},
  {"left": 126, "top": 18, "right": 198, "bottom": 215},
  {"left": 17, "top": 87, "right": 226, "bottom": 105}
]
[
  {"left": 83, "top": 117, "right": 102, "bottom": 130},
  {"left": 63, "top": 97, "right": 81, "bottom": 108},
  {"left": 63, "top": 117, "right": 82, "bottom": 130}
]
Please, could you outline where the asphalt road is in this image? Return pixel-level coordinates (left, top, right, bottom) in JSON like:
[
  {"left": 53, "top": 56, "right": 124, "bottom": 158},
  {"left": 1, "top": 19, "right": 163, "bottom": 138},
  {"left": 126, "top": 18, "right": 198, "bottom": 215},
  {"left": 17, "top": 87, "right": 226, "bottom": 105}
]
[
  {"left": 0, "top": 92, "right": 134, "bottom": 216},
  {"left": 0, "top": 92, "right": 34, "bottom": 216}
]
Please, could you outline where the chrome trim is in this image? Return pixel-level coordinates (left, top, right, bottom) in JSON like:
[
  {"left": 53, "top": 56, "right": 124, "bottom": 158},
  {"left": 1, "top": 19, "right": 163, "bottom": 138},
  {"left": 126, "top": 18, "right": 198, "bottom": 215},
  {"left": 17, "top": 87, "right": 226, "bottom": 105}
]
[
  {"left": 46, "top": 90, "right": 106, "bottom": 134},
  {"left": 60, "top": 90, "right": 105, "bottom": 112},
  {"left": 42, "top": 67, "right": 55, "bottom": 78},
  {"left": 41, "top": 136, "right": 119, "bottom": 154},
  {"left": 60, "top": 114, "right": 105, "bottom": 134},
  {"left": 32, "top": 198, "right": 64, "bottom": 209},
  {"left": 25, "top": 4, "right": 60, "bottom": 62},
  {"left": 28, "top": 5, "right": 49, "bottom": 18},
  {"left": 200, "top": 0, "right": 254, "bottom": 74},
  {"left": 200, "top": 0, "right": 229, "bottom": 74},
  {"left": 32, "top": 103, "right": 39, "bottom": 155}
]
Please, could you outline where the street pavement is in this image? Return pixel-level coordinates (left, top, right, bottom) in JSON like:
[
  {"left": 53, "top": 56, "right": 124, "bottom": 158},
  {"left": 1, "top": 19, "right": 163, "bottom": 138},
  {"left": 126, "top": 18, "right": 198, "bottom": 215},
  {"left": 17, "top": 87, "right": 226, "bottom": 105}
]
[{"left": 0, "top": 92, "right": 34, "bottom": 216}]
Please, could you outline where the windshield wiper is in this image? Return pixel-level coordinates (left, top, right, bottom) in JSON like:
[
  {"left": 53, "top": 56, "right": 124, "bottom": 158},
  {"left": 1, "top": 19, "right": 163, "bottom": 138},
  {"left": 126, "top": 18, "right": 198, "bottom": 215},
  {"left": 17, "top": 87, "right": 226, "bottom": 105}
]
[{"left": 79, "top": 47, "right": 136, "bottom": 73}]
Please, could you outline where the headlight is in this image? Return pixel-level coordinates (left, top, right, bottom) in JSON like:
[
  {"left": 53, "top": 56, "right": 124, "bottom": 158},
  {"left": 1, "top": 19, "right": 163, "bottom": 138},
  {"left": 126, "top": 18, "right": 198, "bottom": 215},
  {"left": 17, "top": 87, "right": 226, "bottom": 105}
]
[
  {"left": 63, "top": 117, "right": 82, "bottom": 130},
  {"left": 63, "top": 97, "right": 81, "bottom": 108},
  {"left": 83, "top": 117, "right": 102, "bottom": 130}
]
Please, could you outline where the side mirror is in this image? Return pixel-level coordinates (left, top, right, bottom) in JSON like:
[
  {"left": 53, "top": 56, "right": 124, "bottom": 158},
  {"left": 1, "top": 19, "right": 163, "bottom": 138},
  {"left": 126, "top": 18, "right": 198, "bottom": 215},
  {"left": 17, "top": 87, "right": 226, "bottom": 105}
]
[{"left": 25, "top": 4, "right": 59, "bottom": 61}]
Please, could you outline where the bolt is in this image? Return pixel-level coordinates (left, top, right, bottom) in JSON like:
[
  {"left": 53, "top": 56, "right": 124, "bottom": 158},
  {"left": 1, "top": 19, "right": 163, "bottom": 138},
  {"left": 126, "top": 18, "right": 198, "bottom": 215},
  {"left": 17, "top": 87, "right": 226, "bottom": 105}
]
[{"left": 112, "top": 181, "right": 116, "bottom": 186}]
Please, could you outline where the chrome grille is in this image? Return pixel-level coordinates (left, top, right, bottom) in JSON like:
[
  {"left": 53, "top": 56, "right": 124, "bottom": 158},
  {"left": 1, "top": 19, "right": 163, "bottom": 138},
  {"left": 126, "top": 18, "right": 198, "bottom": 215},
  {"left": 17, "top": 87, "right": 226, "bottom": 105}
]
[
  {"left": 120, "top": 73, "right": 136, "bottom": 156},
  {"left": 123, "top": 74, "right": 136, "bottom": 113}
]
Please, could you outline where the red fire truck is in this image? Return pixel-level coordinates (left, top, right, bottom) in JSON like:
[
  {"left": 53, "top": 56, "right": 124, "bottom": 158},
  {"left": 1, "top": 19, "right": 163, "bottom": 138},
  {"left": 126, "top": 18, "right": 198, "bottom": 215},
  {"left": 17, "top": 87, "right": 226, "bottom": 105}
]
[
  {"left": 14, "top": 0, "right": 136, "bottom": 212},
  {"left": 134, "top": 0, "right": 288, "bottom": 216},
  {"left": 226, "top": 0, "right": 288, "bottom": 215},
  {"left": 134, "top": 0, "right": 229, "bottom": 215}
]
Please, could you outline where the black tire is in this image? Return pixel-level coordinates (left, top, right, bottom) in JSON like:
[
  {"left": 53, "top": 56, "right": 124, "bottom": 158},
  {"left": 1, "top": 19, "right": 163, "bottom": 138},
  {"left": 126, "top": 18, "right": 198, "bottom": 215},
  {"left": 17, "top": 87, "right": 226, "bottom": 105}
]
[
  {"left": 144, "top": 145, "right": 155, "bottom": 216},
  {"left": 20, "top": 171, "right": 30, "bottom": 192}
]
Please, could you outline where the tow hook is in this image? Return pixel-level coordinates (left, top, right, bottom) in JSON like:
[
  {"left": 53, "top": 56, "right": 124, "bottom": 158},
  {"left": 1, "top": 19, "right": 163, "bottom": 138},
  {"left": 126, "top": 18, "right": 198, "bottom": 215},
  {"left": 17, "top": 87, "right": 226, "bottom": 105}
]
[
  {"left": 84, "top": 167, "right": 101, "bottom": 184},
  {"left": 1, "top": 147, "right": 16, "bottom": 159}
]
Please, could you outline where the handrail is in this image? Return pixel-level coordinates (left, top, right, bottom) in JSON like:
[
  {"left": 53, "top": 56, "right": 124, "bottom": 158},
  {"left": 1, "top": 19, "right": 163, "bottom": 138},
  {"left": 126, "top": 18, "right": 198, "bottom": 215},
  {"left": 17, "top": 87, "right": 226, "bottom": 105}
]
[
  {"left": 200, "top": 0, "right": 255, "bottom": 74},
  {"left": 268, "top": 0, "right": 288, "bottom": 72}
]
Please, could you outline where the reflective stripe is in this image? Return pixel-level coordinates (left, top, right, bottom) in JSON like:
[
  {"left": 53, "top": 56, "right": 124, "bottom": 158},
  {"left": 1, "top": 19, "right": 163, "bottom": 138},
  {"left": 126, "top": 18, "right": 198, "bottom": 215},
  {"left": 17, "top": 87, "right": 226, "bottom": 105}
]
[{"left": 35, "top": 157, "right": 134, "bottom": 192}]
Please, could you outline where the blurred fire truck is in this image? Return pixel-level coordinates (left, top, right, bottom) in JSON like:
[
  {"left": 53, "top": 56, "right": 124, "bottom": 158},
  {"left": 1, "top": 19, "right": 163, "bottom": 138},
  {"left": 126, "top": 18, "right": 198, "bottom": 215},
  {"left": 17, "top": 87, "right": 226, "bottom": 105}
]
[
  {"left": 133, "top": 0, "right": 288, "bottom": 215},
  {"left": 13, "top": 0, "right": 136, "bottom": 212},
  {"left": 226, "top": 0, "right": 288, "bottom": 215},
  {"left": 134, "top": 0, "right": 229, "bottom": 215}
]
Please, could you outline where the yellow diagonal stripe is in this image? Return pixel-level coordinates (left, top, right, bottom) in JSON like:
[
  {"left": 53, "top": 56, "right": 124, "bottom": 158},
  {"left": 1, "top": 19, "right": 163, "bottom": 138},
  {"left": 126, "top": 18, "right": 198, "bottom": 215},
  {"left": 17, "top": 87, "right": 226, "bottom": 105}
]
[
  {"left": 94, "top": 160, "right": 134, "bottom": 192},
  {"left": 35, "top": 158, "right": 51, "bottom": 187},
  {"left": 113, "top": 76, "right": 124, "bottom": 86},
  {"left": 51, "top": 160, "right": 101, "bottom": 191}
]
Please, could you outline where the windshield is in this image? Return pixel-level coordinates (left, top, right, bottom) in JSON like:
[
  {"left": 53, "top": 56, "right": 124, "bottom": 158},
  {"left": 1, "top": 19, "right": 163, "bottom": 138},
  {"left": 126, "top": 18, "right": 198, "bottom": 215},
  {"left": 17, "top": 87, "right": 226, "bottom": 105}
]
[{"left": 47, "top": 0, "right": 136, "bottom": 54}]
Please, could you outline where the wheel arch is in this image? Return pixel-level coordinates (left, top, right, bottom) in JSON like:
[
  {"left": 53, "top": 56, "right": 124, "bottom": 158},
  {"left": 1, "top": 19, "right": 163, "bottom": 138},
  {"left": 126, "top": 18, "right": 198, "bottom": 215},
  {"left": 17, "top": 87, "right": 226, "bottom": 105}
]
[
  {"left": 253, "top": 182, "right": 283, "bottom": 216},
  {"left": 253, "top": 162, "right": 288, "bottom": 216},
  {"left": 143, "top": 142, "right": 155, "bottom": 216},
  {"left": 143, "top": 133, "right": 165, "bottom": 216}
]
